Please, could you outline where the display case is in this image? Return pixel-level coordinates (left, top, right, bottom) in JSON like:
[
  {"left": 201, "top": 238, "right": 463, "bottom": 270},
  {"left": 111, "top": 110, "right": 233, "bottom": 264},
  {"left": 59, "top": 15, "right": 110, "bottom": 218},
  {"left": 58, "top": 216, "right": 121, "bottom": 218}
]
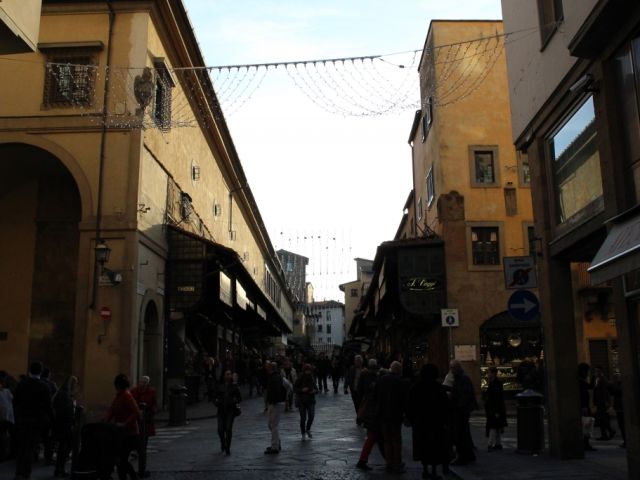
[{"left": 480, "top": 365, "right": 520, "bottom": 392}]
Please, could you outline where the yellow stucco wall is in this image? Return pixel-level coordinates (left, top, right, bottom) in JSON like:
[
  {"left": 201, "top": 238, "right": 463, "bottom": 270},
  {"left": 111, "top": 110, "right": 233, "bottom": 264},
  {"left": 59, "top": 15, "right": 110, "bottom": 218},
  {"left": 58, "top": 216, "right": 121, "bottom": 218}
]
[
  {"left": 411, "top": 21, "right": 535, "bottom": 387},
  {"left": 0, "top": 3, "right": 291, "bottom": 413}
]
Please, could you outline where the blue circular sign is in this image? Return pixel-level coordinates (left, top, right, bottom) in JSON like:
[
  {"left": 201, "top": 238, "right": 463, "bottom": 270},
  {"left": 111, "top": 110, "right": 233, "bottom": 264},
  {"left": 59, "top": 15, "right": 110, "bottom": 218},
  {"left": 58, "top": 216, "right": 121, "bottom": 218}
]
[{"left": 508, "top": 290, "right": 540, "bottom": 321}]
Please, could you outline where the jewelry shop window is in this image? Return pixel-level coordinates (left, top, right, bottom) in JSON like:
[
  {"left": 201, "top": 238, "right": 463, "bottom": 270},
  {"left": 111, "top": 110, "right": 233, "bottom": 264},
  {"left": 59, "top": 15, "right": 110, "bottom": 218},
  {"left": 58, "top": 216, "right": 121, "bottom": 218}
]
[{"left": 549, "top": 95, "right": 603, "bottom": 224}]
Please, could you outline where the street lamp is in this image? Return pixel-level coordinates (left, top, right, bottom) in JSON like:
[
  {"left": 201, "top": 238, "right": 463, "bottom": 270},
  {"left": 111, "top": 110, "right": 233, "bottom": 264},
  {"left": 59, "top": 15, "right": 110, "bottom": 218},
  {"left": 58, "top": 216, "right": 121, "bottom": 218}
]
[
  {"left": 95, "top": 241, "right": 122, "bottom": 285},
  {"left": 95, "top": 241, "right": 111, "bottom": 265}
]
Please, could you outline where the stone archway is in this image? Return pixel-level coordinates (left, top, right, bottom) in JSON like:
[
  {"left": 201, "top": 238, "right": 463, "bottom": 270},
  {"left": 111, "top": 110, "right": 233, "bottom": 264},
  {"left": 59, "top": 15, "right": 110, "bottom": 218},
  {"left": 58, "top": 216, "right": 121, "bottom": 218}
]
[{"left": 0, "top": 143, "right": 82, "bottom": 382}]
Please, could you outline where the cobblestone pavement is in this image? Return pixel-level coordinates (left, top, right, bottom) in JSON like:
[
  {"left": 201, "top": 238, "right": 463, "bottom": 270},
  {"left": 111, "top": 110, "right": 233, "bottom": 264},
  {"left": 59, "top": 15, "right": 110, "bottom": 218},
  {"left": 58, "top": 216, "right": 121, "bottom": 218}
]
[
  {"left": 146, "top": 384, "right": 428, "bottom": 479},
  {"left": 0, "top": 381, "right": 628, "bottom": 480}
]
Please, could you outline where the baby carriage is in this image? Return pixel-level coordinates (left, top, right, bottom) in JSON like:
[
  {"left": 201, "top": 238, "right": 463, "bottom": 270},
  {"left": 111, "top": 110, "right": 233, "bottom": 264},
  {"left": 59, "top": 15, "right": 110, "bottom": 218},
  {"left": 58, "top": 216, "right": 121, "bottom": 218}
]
[{"left": 71, "top": 423, "right": 123, "bottom": 480}]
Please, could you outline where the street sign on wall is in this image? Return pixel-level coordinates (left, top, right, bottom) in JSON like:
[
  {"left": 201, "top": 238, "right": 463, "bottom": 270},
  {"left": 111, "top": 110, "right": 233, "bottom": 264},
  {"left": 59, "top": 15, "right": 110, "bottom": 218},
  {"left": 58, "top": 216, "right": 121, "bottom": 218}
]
[
  {"left": 507, "top": 289, "right": 540, "bottom": 321},
  {"left": 503, "top": 256, "right": 537, "bottom": 289},
  {"left": 441, "top": 308, "right": 459, "bottom": 327}
]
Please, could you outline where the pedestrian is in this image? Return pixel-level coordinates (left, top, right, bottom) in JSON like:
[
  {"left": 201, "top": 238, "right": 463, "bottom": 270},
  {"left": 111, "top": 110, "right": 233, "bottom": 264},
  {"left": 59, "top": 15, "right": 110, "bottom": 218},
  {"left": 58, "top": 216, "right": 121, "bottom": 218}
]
[
  {"left": 264, "top": 362, "right": 288, "bottom": 454},
  {"left": 578, "top": 362, "right": 596, "bottom": 451},
  {"left": 294, "top": 364, "right": 317, "bottom": 440},
  {"left": 203, "top": 356, "right": 217, "bottom": 402},
  {"left": 41, "top": 367, "right": 58, "bottom": 465},
  {"left": 219, "top": 351, "right": 235, "bottom": 382},
  {"left": 213, "top": 370, "right": 241, "bottom": 456},
  {"left": 13, "top": 361, "right": 54, "bottom": 480},
  {"left": 130, "top": 376, "right": 158, "bottom": 477},
  {"left": 484, "top": 366, "right": 507, "bottom": 452},
  {"left": 248, "top": 356, "right": 260, "bottom": 398},
  {"left": 316, "top": 352, "right": 330, "bottom": 393},
  {"left": 356, "top": 358, "right": 385, "bottom": 471},
  {"left": 346, "top": 355, "right": 364, "bottom": 421},
  {"left": 609, "top": 378, "right": 625, "bottom": 448},
  {"left": 330, "top": 355, "right": 343, "bottom": 394},
  {"left": 407, "top": 364, "right": 451, "bottom": 480},
  {"left": 449, "top": 360, "right": 477, "bottom": 465},
  {"left": 375, "top": 360, "right": 408, "bottom": 473},
  {"left": 105, "top": 373, "right": 141, "bottom": 480},
  {"left": 592, "top": 366, "right": 615, "bottom": 441},
  {"left": 51, "top": 375, "right": 78, "bottom": 478},
  {"left": 280, "top": 358, "right": 297, "bottom": 412},
  {"left": 0, "top": 372, "right": 15, "bottom": 462}
]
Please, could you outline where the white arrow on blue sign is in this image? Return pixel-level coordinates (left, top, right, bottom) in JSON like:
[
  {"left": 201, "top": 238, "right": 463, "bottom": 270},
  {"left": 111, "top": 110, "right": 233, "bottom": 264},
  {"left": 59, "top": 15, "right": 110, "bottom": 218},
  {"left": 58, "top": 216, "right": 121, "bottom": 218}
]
[{"left": 507, "top": 289, "right": 540, "bottom": 321}]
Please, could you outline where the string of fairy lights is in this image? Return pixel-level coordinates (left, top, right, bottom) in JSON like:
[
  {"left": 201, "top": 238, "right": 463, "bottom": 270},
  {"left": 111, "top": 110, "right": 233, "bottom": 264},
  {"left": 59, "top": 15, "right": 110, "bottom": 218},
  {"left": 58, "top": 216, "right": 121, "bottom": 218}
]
[{"left": 19, "top": 22, "right": 552, "bottom": 132}]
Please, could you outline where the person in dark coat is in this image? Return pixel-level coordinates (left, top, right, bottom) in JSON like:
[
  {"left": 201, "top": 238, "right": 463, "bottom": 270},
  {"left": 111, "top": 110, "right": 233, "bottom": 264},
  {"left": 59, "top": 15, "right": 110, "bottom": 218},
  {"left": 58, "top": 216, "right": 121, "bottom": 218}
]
[
  {"left": 345, "top": 355, "right": 364, "bottom": 422},
  {"left": 315, "top": 353, "right": 330, "bottom": 393},
  {"left": 213, "top": 370, "right": 241, "bottom": 455},
  {"left": 356, "top": 359, "right": 384, "bottom": 471},
  {"left": 375, "top": 360, "right": 409, "bottom": 474},
  {"left": 51, "top": 375, "right": 78, "bottom": 477},
  {"left": 294, "top": 364, "right": 317, "bottom": 439},
  {"left": 592, "top": 366, "right": 615, "bottom": 441},
  {"left": 407, "top": 363, "right": 451, "bottom": 480},
  {"left": 449, "top": 360, "right": 477, "bottom": 465},
  {"left": 484, "top": 366, "right": 507, "bottom": 452},
  {"left": 13, "top": 361, "right": 54, "bottom": 480}
]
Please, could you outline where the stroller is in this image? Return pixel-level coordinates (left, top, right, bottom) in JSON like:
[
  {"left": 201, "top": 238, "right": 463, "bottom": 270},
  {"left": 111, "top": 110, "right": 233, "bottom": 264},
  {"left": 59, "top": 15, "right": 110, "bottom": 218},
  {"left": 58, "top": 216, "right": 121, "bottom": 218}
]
[{"left": 72, "top": 423, "right": 123, "bottom": 480}]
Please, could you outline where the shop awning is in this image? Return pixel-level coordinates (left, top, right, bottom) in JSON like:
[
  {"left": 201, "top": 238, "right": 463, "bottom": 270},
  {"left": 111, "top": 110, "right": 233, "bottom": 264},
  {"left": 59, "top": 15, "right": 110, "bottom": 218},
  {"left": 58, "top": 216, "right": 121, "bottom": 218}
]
[
  {"left": 588, "top": 207, "right": 640, "bottom": 285},
  {"left": 167, "top": 225, "right": 291, "bottom": 335}
]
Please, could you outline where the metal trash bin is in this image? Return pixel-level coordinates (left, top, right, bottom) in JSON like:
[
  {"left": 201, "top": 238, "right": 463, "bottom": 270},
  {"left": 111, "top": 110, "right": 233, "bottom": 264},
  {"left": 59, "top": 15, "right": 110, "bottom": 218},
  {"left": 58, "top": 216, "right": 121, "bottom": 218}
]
[
  {"left": 168, "top": 385, "right": 188, "bottom": 426},
  {"left": 515, "top": 389, "right": 544, "bottom": 453}
]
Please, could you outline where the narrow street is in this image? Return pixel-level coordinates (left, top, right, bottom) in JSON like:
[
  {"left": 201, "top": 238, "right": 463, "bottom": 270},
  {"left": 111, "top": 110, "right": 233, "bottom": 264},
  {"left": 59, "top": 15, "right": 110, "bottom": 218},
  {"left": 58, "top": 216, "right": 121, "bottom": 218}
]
[{"left": 0, "top": 382, "right": 628, "bottom": 480}]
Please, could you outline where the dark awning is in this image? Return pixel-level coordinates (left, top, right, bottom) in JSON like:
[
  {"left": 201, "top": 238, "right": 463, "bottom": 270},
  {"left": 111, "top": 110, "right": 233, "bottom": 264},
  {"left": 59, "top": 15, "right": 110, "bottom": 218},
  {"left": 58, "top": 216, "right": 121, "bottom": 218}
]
[
  {"left": 167, "top": 225, "right": 291, "bottom": 335},
  {"left": 588, "top": 207, "right": 640, "bottom": 285}
]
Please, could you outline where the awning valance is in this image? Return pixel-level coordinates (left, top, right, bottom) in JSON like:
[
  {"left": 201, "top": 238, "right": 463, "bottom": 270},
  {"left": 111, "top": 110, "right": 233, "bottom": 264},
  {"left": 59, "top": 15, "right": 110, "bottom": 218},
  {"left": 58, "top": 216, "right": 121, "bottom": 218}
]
[{"left": 588, "top": 207, "right": 640, "bottom": 285}]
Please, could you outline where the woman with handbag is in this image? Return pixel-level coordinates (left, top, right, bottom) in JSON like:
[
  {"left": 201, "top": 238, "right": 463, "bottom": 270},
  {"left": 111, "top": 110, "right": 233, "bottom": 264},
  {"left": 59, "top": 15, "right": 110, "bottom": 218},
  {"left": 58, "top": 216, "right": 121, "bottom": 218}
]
[{"left": 214, "top": 370, "right": 242, "bottom": 456}]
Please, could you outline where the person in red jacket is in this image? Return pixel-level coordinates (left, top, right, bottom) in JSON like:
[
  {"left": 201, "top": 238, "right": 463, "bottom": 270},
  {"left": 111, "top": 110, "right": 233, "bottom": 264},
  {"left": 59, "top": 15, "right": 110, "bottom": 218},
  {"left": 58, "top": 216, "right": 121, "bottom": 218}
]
[
  {"left": 105, "top": 374, "right": 141, "bottom": 480},
  {"left": 130, "top": 376, "right": 157, "bottom": 478}
]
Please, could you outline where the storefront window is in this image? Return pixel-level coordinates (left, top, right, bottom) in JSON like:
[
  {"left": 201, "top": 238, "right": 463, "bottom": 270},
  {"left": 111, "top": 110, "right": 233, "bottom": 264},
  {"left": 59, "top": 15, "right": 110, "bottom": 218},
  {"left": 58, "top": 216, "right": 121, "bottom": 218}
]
[
  {"left": 613, "top": 37, "right": 640, "bottom": 205},
  {"left": 550, "top": 96, "right": 603, "bottom": 224}
]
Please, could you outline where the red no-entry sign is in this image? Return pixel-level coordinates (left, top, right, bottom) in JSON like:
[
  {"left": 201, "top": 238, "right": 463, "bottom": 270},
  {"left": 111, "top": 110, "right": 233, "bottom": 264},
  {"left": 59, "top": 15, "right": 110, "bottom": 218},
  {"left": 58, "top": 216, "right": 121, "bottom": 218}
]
[{"left": 99, "top": 306, "right": 112, "bottom": 321}]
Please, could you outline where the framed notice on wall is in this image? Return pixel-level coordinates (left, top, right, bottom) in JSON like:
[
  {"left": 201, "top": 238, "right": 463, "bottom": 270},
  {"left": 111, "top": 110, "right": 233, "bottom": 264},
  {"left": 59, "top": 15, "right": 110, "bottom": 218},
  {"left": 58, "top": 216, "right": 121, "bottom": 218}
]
[{"left": 454, "top": 344, "right": 477, "bottom": 361}]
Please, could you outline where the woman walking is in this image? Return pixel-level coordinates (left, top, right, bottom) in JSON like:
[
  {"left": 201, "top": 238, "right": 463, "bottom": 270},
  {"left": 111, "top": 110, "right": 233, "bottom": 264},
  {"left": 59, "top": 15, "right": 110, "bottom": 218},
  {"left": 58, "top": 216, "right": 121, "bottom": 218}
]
[
  {"left": 294, "top": 364, "right": 317, "bottom": 439},
  {"left": 407, "top": 364, "right": 451, "bottom": 480},
  {"left": 213, "top": 370, "right": 241, "bottom": 455}
]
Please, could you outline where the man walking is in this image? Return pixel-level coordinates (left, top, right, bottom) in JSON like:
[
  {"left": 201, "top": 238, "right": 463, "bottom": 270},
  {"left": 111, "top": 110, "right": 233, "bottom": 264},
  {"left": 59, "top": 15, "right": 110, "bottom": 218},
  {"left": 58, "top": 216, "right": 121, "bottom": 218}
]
[
  {"left": 264, "top": 362, "right": 287, "bottom": 454},
  {"left": 13, "top": 361, "right": 54, "bottom": 480}
]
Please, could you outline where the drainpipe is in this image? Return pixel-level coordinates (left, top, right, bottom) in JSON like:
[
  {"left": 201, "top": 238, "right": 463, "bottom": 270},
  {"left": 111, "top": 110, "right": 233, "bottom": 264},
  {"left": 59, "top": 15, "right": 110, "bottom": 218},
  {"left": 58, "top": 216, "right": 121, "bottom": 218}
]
[{"left": 90, "top": 0, "right": 116, "bottom": 309}]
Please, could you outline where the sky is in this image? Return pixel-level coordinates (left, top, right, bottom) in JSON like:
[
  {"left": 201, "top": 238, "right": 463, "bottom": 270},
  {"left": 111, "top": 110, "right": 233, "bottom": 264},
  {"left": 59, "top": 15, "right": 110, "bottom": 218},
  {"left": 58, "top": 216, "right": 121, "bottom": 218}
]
[{"left": 182, "top": 0, "right": 504, "bottom": 301}]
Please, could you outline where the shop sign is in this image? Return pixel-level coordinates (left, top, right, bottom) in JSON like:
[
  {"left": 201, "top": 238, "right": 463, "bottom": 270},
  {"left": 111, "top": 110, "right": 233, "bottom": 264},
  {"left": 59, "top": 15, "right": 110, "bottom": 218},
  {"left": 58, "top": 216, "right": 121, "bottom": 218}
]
[
  {"left": 403, "top": 277, "right": 442, "bottom": 291},
  {"left": 219, "top": 272, "right": 232, "bottom": 306},
  {"left": 397, "top": 245, "right": 446, "bottom": 316},
  {"left": 454, "top": 344, "right": 477, "bottom": 361},
  {"left": 503, "top": 256, "right": 537, "bottom": 289},
  {"left": 236, "top": 281, "right": 247, "bottom": 310}
]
